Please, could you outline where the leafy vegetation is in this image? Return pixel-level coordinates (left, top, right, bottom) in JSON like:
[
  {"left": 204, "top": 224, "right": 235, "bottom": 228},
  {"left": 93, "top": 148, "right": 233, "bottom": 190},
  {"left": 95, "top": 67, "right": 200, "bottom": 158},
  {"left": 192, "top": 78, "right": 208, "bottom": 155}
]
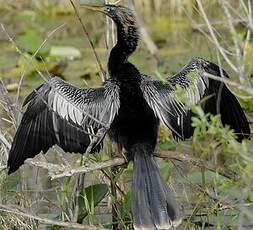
[{"left": 0, "top": 0, "right": 252, "bottom": 229}]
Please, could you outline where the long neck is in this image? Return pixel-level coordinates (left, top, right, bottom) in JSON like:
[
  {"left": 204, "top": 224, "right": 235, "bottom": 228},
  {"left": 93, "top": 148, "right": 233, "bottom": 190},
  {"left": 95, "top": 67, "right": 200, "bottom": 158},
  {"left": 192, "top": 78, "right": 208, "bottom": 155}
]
[{"left": 108, "top": 15, "right": 139, "bottom": 76}]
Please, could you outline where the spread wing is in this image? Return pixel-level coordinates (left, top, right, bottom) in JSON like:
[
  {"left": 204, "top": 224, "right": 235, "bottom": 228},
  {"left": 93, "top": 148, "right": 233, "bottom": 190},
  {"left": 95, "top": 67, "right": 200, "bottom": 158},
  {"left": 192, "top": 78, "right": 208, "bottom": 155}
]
[
  {"left": 141, "top": 57, "right": 250, "bottom": 141},
  {"left": 8, "top": 77, "right": 120, "bottom": 174}
]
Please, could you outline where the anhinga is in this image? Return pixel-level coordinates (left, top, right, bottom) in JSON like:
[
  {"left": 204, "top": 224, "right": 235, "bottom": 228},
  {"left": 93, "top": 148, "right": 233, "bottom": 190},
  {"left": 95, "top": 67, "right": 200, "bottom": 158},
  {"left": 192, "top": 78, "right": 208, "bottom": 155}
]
[{"left": 8, "top": 4, "right": 250, "bottom": 230}]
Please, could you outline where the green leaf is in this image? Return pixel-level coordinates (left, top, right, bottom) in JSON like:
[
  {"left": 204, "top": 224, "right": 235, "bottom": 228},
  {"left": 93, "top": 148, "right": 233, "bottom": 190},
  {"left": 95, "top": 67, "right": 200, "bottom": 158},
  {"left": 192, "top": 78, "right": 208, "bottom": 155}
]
[
  {"left": 48, "top": 225, "right": 61, "bottom": 230},
  {"left": 119, "top": 191, "right": 132, "bottom": 222},
  {"left": 78, "top": 183, "right": 108, "bottom": 223},
  {"left": 122, "top": 191, "right": 132, "bottom": 212},
  {"left": 17, "top": 30, "right": 51, "bottom": 58}
]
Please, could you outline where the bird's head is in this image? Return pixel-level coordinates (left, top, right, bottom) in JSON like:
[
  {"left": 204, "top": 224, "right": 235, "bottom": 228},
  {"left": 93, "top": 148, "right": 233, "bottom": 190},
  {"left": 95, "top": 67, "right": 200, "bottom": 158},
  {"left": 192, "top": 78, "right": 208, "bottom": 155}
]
[
  {"left": 84, "top": 4, "right": 139, "bottom": 64},
  {"left": 83, "top": 4, "right": 136, "bottom": 29},
  {"left": 83, "top": 4, "right": 119, "bottom": 17}
]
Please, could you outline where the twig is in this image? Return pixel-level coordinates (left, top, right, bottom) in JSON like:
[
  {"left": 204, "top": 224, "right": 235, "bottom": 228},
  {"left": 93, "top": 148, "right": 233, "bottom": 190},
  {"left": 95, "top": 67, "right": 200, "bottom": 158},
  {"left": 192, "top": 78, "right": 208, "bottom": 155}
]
[
  {"left": 248, "top": 0, "right": 253, "bottom": 32},
  {"left": 102, "top": 4, "right": 120, "bottom": 226},
  {"left": 0, "top": 79, "right": 17, "bottom": 125},
  {"left": 0, "top": 165, "right": 7, "bottom": 172},
  {"left": 15, "top": 23, "right": 66, "bottom": 104},
  {"left": 0, "top": 24, "right": 50, "bottom": 87},
  {"left": 110, "top": 144, "right": 120, "bottom": 230},
  {"left": 191, "top": 25, "right": 252, "bottom": 100},
  {"left": 243, "top": 0, "right": 252, "bottom": 63},
  {"left": 193, "top": 18, "right": 249, "bottom": 29},
  {"left": 2, "top": 23, "right": 110, "bottom": 137},
  {"left": 0, "top": 130, "right": 11, "bottom": 150},
  {"left": 0, "top": 204, "right": 106, "bottom": 230},
  {"left": 130, "top": 0, "right": 163, "bottom": 66},
  {"left": 219, "top": 0, "right": 245, "bottom": 84},
  {"left": 72, "top": 172, "right": 85, "bottom": 223},
  {"left": 25, "top": 159, "right": 66, "bottom": 172},
  {"left": 154, "top": 151, "right": 240, "bottom": 182},
  {"left": 170, "top": 160, "right": 234, "bottom": 211},
  {"left": 68, "top": 0, "right": 114, "bottom": 220},
  {"left": 0, "top": 130, "right": 11, "bottom": 161},
  {"left": 51, "top": 157, "right": 126, "bottom": 180},
  {"left": 196, "top": 0, "right": 238, "bottom": 73},
  {"left": 203, "top": 72, "right": 253, "bottom": 98},
  {"left": 100, "top": 168, "right": 125, "bottom": 196},
  {"left": 69, "top": 0, "right": 106, "bottom": 81}
]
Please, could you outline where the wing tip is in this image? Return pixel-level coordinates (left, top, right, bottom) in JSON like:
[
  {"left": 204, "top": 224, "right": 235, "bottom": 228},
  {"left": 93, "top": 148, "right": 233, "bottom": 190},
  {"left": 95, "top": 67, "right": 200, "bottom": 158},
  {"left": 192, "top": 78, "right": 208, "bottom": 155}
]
[
  {"left": 7, "top": 159, "right": 19, "bottom": 175},
  {"left": 7, "top": 167, "right": 16, "bottom": 175}
]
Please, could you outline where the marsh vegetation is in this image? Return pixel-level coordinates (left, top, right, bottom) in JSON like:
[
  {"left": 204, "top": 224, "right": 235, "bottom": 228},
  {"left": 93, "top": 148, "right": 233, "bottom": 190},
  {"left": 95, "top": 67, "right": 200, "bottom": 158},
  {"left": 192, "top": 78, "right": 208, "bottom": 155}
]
[{"left": 0, "top": 0, "right": 252, "bottom": 229}]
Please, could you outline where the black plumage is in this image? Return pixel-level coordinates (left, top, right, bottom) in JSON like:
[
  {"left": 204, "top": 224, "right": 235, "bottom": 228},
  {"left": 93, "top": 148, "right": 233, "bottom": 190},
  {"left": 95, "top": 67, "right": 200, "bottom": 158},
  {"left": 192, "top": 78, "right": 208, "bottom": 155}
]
[
  {"left": 8, "top": 4, "right": 250, "bottom": 230},
  {"left": 8, "top": 77, "right": 120, "bottom": 173}
]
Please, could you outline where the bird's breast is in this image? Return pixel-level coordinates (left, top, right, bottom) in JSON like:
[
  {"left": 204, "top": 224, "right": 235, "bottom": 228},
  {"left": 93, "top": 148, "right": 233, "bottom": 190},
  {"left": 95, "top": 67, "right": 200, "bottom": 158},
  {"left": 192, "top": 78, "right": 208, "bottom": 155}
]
[{"left": 109, "top": 80, "right": 159, "bottom": 151}]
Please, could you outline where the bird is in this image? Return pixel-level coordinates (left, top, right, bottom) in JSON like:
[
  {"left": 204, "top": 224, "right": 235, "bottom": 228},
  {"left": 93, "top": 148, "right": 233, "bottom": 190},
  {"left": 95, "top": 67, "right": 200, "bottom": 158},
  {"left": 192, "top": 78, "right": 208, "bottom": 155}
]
[{"left": 7, "top": 4, "right": 250, "bottom": 230}]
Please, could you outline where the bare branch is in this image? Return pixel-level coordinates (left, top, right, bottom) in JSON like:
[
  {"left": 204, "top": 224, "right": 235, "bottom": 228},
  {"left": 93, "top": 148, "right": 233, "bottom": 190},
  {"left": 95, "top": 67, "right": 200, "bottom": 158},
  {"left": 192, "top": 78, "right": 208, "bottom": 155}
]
[
  {"left": 19, "top": 149, "right": 240, "bottom": 182},
  {"left": 130, "top": 0, "right": 163, "bottom": 65},
  {"left": 196, "top": 0, "right": 238, "bottom": 73},
  {"left": 0, "top": 24, "right": 49, "bottom": 84},
  {"left": 248, "top": 0, "right": 253, "bottom": 31},
  {"left": 15, "top": 23, "right": 66, "bottom": 104},
  {"left": 0, "top": 130, "right": 11, "bottom": 150},
  {"left": 219, "top": 0, "right": 245, "bottom": 84},
  {"left": 0, "top": 165, "right": 7, "bottom": 172},
  {"left": 1, "top": 24, "right": 109, "bottom": 133},
  {"left": 193, "top": 18, "right": 248, "bottom": 29},
  {"left": 69, "top": 0, "right": 106, "bottom": 81},
  {"left": 203, "top": 72, "right": 253, "bottom": 98},
  {"left": 0, "top": 79, "right": 17, "bottom": 125},
  {"left": 50, "top": 157, "right": 126, "bottom": 180},
  {"left": 0, "top": 204, "right": 106, "bottom": 230},
  {"left": 154, "top": 151, "right": 240, "bottom": 182}
]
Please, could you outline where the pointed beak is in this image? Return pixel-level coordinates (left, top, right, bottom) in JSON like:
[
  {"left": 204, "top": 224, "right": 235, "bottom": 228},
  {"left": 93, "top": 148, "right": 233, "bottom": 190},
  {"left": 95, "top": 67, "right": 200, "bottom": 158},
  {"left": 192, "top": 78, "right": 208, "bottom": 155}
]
[{"left": 82, "top": 5, "right": 106, "bottom": 14}]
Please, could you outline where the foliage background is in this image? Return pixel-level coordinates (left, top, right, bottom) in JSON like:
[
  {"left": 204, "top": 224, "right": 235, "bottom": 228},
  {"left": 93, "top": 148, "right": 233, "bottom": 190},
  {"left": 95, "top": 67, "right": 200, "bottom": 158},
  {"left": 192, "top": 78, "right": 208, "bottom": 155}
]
[{"left": 0, "top": 0, "right": 252, "bottom": 229}]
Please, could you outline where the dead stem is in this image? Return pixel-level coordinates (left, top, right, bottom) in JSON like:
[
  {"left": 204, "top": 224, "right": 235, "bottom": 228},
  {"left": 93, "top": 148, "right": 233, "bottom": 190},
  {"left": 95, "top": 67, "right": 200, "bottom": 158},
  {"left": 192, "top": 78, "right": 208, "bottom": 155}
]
[
  {"left": 69, "top": 0, "right": 106, "bottom": 81},
  {"left": 0, "top": 204, "right": 106, "bottom": 230}
]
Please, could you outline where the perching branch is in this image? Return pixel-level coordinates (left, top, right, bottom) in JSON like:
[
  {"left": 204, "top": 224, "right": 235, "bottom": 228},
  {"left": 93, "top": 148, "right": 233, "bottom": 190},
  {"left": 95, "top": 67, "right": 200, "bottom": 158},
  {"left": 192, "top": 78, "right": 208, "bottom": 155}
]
[
  {"left": 25, "top": 157, "right": 126, "bottom": 180},
  {"left": 17, "top": 150, "right": 240, "bottom": 182}
]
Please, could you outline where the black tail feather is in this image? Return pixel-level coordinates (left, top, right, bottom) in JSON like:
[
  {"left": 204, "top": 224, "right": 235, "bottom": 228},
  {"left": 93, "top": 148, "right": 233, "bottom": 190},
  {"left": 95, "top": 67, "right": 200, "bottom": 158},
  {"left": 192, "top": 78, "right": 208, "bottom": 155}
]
[{"left": 132, "top": 145, "right": 181, "bottom": 230}]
